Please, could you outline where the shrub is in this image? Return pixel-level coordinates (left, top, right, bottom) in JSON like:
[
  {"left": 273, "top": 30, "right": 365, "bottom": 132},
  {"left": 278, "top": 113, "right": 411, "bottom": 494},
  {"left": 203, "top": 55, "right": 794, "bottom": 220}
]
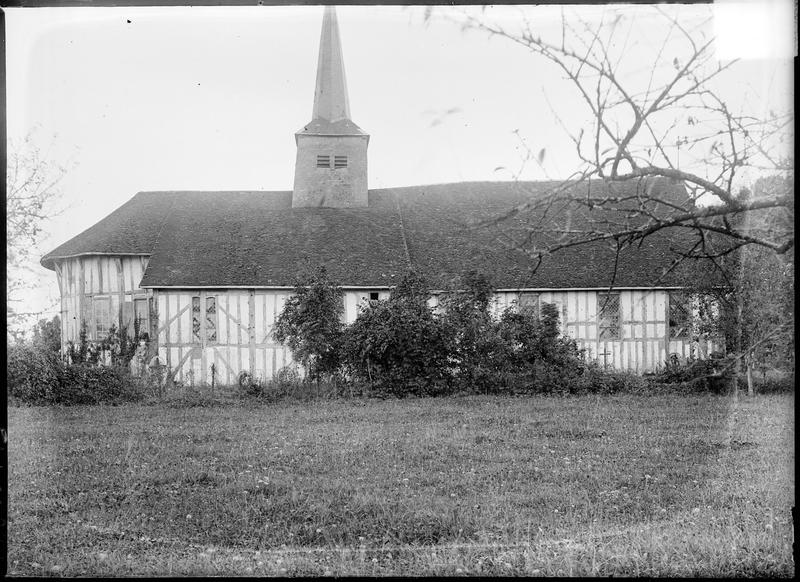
[
  {"left": 438, "top": 271, "right": 500, "bottom": 391},
  {"left": 8, "top": 342, "right": 145, "bottom": 406},
  {"left": 7, "top": 343, "right": 62, "bottom": 404},
  {"left": 341, "top": 272, "right": 452, "bottom": 396},
  {"left": 66, "top": 320, "right": 147, "bottom": 369},
  {"left": 31, "top": 315, "right": 61, "bottom": 356},
  {"left": 652, "top": 355, "right": 735, "bottom": 392},
  {"left": 9, "top": 324, "right": 146, "bottom": 406},
  {"left": 273, "top": 266, "right": 344, "bottom": 382},
  {"left": 57, "top": 364, "right": 145, "bottom": 405},
  {"left": 755, "top": 374, "right": 795, "bottom": 394},
  {"left": 568, "top": 365, "right": 652, "bottom": 395},
  {"left": 238, "top": 366, "right": 345, "bottom": 401}
]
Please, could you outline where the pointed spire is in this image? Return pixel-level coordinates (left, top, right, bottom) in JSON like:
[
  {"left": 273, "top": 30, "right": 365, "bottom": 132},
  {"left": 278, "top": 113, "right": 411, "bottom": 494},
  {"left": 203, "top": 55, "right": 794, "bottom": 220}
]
[{"left": 312, "top": 6, "right": 351, "bottom": 123}]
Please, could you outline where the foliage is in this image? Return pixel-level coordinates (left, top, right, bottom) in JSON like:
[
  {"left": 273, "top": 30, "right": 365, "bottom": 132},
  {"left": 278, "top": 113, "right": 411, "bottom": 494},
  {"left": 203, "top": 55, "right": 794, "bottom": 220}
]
[
  {"left": 437, "top": 273, "right": 587, "bottom": 394},
  {"left": 273, "top": 266, "right": 344, "bottom": 382},
  {"left": 7, "top": 342, "right": 144, "bottom": 406},
  {"left": 453, "top": 6, "right": 792, "bottom": 265},
  {"left": 65, "top": 319, "right": 146, "bottom": 368},
  {"left": 497, "top": 303, "right": 584, "bottom": 369},
  {"left": 7, "top": 343, "right": 63, "bottom": 404},
  {"left": 684, "top": 176, "right": 795, "bottom": 391},
  {"left": 10, "top": 316, "right": 149, "bottom": 405},
  {"left": 66, "top": 321, "right": 96, "bottom": 365},
  {"left": 99, "top": 321, "right": 146, "bottom": 368},
  {"left": 651, "top": 354, "right": 735, "bottom": 393},
  {"left": 438, "top": 271, "right": 503, "bottom": 392},
  {"left": 55, "top": 364, "right": 145, "bottom": 405},
  {"left": 6, "top": 131, "right": 72, "bottom": 335},
  {"left": 752, "top": 374, "right": 795, "bottom": 394},
  {"left": 31, "top": 315, "right": 61, "bottom": 355},
  {"left": 341, "top": 272, "right": 452, "bottom": 396}
]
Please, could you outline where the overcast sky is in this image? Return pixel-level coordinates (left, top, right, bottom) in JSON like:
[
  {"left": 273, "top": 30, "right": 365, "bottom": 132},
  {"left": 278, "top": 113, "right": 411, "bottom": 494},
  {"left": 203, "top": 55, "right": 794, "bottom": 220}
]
[{"left": 5, "top": 2, "right": 795, "bottom": 326}]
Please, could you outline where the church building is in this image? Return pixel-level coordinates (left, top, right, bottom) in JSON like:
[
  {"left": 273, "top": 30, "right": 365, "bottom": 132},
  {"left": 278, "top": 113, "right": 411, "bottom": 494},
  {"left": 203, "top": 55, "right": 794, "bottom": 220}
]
[{"left": 41, "top": 7, "right": 715, "bottom": 385}]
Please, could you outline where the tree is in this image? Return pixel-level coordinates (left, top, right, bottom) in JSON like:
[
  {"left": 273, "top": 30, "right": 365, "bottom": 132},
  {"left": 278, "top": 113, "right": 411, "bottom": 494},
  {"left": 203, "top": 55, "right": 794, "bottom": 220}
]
[
  {"left": 446, "top": 6, "right": 792, "bottom": 269},
  {"left": 691, "top": 177, "right": 794, "bottom": 394},
  {"left": 435, "top": 6, "right": 792, "bottom": 393},
  {"left": 31, "top": 315, "right": 62, "bottom": 356},
  {"left": 438, "top": 270, "right": 503, "bottom": 391},
  {"left": 272, "top": 265, "right": 344, "bottom": 382},
  {"left": 6, "top": 131, "right": 70, "bottom": 338}
]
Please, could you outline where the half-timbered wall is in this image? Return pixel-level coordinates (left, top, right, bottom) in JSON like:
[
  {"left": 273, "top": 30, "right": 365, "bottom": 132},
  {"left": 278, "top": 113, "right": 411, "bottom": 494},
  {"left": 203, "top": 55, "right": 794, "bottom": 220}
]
[
  {"left": 155, "top": 289, "right": 391, "bottom": 385},
  {"left": 54, "top": 264, "right": 720, "bottom": 382},
  {"left": 490, "top": 289, "right": 721, "bottom": 373},
  {"left": 54, "top": 255, "right": 153, "bottom": 350}
]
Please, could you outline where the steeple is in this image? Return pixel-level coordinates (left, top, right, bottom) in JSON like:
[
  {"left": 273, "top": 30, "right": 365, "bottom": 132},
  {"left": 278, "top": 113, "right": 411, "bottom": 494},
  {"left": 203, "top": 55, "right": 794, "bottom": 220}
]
[
  {"left": 312, "top": 5, "right": 351, "bottom": 123},
  {"left": 292, "top": 6, "right": 369, "bottom": 208}
]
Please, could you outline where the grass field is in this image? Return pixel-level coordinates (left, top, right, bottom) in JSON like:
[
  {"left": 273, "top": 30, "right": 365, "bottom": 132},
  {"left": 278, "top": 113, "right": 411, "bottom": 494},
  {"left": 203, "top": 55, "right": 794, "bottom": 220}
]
[{"left": 7, "top": 392, "right": 795, "bottom": 577}]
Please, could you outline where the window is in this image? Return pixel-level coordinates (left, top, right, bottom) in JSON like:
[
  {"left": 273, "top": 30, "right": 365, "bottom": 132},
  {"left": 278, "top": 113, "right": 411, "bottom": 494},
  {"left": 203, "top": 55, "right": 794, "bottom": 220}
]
[
  {"left": 368, "top": 291, "right": 380, "bottom": 307},
  {"left": 94, "top": 297, "right": 111, "bottom": 340},
  {"left": 206, "top": 296, "right": 217, "bottom": 342},
  {"left": 316, "top": 154, "right": 331, "bottom": 168},
  {"left": 134, "top": 298, "right": 149, "bottom": 333},
  {"left": 598, "top": 292, "right": 620, "bottom": 340},
  {"left": 669, "top": 292, "right": 693, "bottom": 339},
  {"left": 192, "top": 295, "right": 217, "bottom": 343},
  {"left": 334, "top": 155, "right": 348, "bottom": 169},
  {"left": 517, "top": 292, "right": 540, "bottom": 313}
]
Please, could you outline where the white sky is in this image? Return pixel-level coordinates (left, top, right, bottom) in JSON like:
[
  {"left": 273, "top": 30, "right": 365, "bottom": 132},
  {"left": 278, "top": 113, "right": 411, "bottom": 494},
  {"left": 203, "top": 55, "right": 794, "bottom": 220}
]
[{"left": 4, "top": 2, "right": 795, "bottom": 329}]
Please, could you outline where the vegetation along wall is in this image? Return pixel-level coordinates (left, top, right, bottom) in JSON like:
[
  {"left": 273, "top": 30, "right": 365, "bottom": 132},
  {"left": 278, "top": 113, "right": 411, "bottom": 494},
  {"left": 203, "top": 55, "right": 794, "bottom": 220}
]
[
  {"left": 55, "top": 255, "right": 154, "bottom": 347},
  {"left": 55, "top": 256, "right": 720, "bottom": 384}
]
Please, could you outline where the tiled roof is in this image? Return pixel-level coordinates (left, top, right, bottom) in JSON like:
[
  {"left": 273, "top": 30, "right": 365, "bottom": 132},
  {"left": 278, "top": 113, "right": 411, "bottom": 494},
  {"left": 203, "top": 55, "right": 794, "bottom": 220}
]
[{"left": 41, "top": 179, "right": 707, "bottom": 289}]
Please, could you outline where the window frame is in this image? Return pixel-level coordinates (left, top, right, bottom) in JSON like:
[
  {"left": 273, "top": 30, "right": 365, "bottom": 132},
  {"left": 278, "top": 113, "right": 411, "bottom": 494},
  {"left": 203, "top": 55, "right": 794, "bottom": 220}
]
[
  {"left": 133, "top": 297, "right": 149, "bottom": 334},
  {"left": 668, "top": 291, "right": 693, "bottom": 340},
  {"left": 597, "top": 292, "right": 621, "bottom": 340},
  {"left": 93, "top": 296, "right": 112, "bottom": 340},
  {"left": 517, "top": 291, "right": 540, "bottom": 314},
  {"left": 192, "top": 294, "right": 218, "bottom": 345},
  {"left": 205, "top": 296, "right": 218, "bottom": 343}
]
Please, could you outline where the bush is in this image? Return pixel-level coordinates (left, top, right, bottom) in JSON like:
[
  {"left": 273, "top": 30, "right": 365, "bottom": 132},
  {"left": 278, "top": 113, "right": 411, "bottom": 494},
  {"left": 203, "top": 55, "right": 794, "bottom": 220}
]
[
  {"left": 273, "top": 266, "right": 344, "bottom": 382},
  {"left": 341, "top": 272, "right": 452, "bottom": 397},
  {"left": 7, "top": 343, "right": 62, "bottom": 404},
  {"left": 57, "top": 364, "right": 145, "bottom": 405},
  {"left": 66, "top": 320, "right": 147, "bottom": 368},
  {"left": 651, "top": 355, "right": 735, "bottom": 392},
  {"left": 754, "top": 374, "right": 795, "bottom": 394},
  {"left": 238, "top": 366, "right": 346, "bottom": 401},
  {"left": 569, "top": 365, "right": 652, "bottom": 395},
  {"left": 31, "top": 315, "right": 61, "bottom": 356},
  {"left": 8, "top": 342, "right": 145, "bottom": 406},
  {"left": 438, "top": 271, "right": 501, "bottom": 392}
]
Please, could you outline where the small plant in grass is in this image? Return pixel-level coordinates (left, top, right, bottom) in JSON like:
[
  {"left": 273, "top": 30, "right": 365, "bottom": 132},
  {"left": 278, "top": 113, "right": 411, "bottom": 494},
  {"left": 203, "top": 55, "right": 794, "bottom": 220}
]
[{"left": 652, "top": 354, "right": 735, "bottom": 393}]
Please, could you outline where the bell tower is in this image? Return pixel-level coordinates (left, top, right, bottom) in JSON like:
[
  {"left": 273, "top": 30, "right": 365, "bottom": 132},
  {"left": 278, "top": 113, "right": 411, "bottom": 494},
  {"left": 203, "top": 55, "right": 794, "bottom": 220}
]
[{"left": 292, "top": 6, "right": 369, "bottom": 208}]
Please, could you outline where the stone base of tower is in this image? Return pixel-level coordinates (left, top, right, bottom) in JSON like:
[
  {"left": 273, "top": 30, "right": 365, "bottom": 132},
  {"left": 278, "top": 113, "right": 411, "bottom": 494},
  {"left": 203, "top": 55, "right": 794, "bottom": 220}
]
[{"left": 292, "top": 134, "right": 369, "bottom": 208}]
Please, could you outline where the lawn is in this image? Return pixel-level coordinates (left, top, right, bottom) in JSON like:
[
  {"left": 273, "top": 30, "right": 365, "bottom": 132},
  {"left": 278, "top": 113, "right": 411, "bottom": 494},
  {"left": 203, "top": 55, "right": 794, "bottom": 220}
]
[{"left": 6, "top": 392, "right": 795, "bottom": 577}]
